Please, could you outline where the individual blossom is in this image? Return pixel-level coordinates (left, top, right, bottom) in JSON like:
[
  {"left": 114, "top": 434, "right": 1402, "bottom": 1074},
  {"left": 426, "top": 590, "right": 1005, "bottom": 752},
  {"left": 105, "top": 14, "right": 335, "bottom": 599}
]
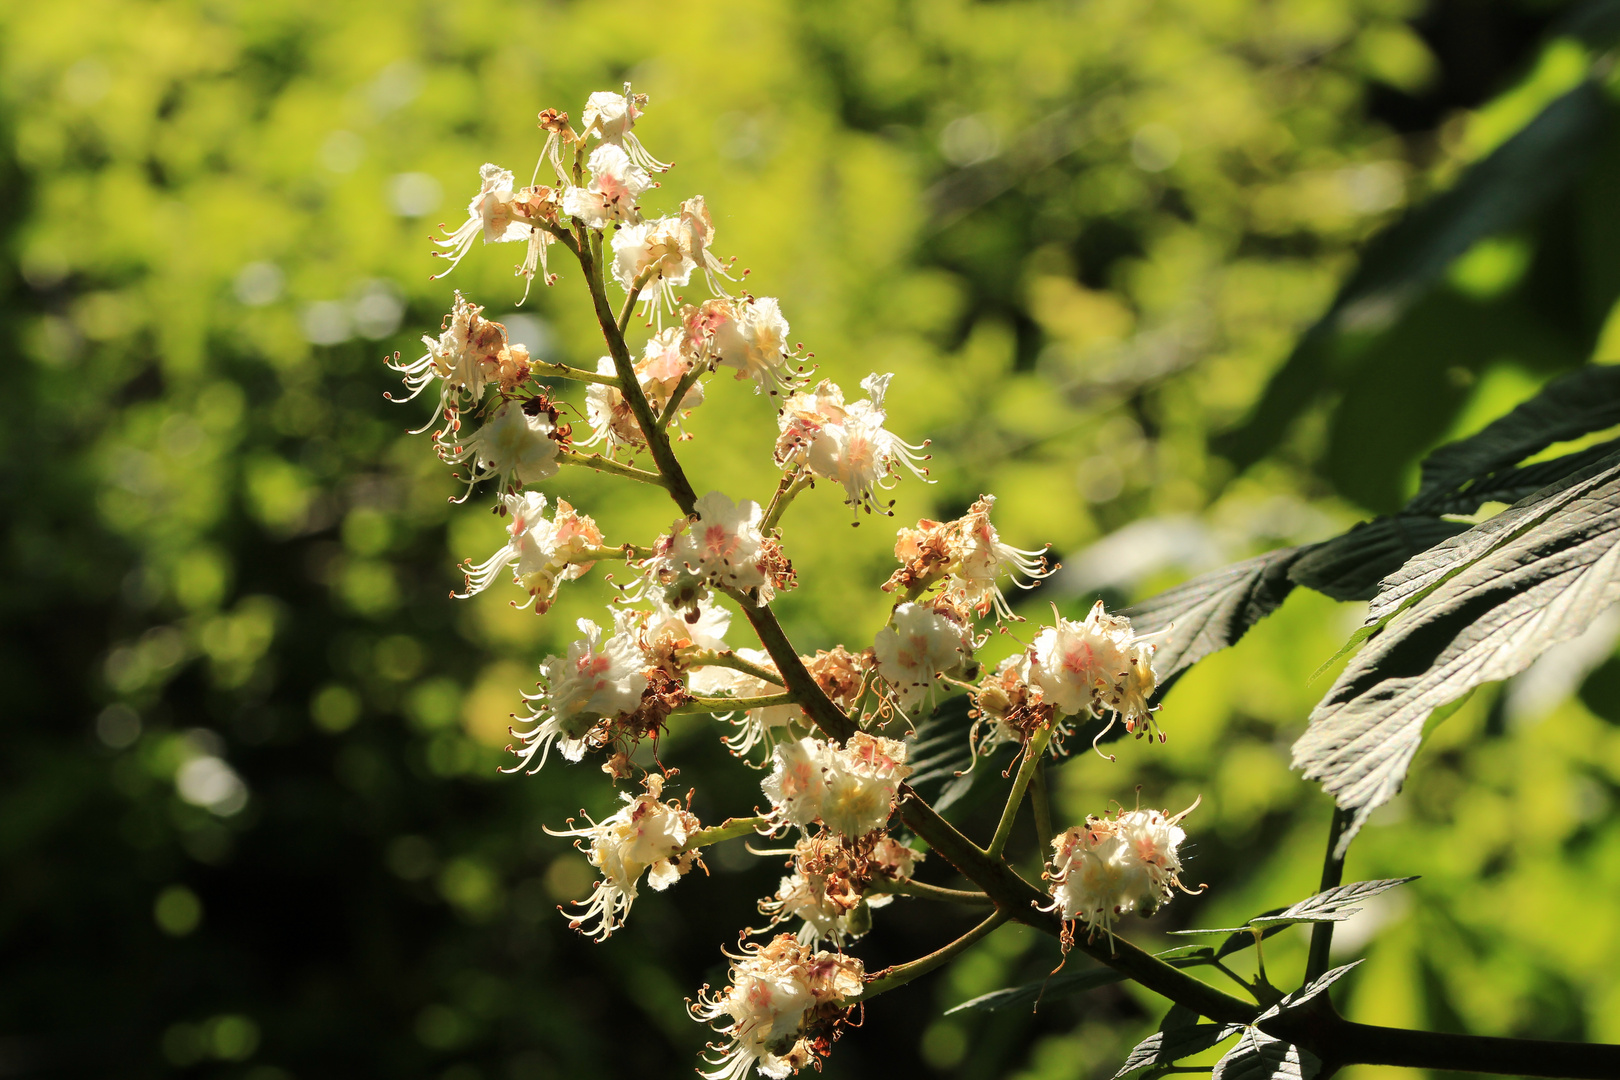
[
  {"left": 508, "top": 616, "right": 648, "bottom": 771},
  {"left": 818, "top": 732, "right": 911, "bottom": 839},
  {"left": 887, "top": 496, "right": 1052, "bottom": 620},
  {"left": 970, "top": 651, "right": 1059, "bottom": 757},
  {"left": 803, "top": 646, "right": 868, "bottom": 714},
  {"left": 761, "top": 737, "right": 829, "bottom": 830},
  {"left": 671, "top": 491, "right": 772, "bottom": 599},
  {"left": 547, "top": 774, "right": 702, "bottom": 941},
  {"left": 612, "top": 215, "right": 696, "bottom": 314},
  {"left": 437, "top": 399, "right": 561, "bottom": 498},
  {"left": 561, "top": 143, "right": 651, "bottom": 228},
  {"left": 579, "top": 84, "right": 670, "bottom": 173},
  {"left": 431, "top": 164, "right": 558, "bottom": 299},
  {"left": 386, "top": 292, "right": 507, "bottom": 432},
  {"left": 774, "top": 374, "right": 929, "bottom": 512},
  {"left": 582, "top": 330, "right": 707, "bottom": 452},
  {"left": 711, "top": 296, "right": 804, "bottom": 394},
  {"left": 633, "top": 594, "right": 733, "bottom": 668},
  {"left": 1044, "top": 800, "right": 1198, "bottom": 945},
  {"left": 758, "top": 831, "right": 921, "bottom": 947},
  {"left": 872, "top": 602, "right": 970, "bottom": 712},
  {"left": 455, "top": 491, "right": 605, "bottom": 611},
  {"left": 691, "top": 934, "right": 864, "bottom": 1080},
  {"left": 1029, "top": 600, "right": 1162, "bottom": 740}
]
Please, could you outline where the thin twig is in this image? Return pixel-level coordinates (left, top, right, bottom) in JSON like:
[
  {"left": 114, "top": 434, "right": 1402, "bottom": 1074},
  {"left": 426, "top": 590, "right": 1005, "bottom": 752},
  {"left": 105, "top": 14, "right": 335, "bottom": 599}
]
[{"left": 860, "top": 910, "right": 1009, "bottom": 1000}]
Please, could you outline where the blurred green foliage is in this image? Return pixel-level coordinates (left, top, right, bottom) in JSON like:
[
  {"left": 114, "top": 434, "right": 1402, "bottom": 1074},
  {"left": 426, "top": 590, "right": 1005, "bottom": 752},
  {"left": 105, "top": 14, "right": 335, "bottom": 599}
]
[{"left": 7, "top": 1, "right": 1620, "bottom": 1078}]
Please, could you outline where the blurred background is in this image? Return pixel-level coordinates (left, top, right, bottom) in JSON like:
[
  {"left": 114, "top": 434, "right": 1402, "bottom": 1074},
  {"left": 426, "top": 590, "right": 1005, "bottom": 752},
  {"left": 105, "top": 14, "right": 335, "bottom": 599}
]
[{"left": 8, "top": 1, "right": 1620, "bottom": 1077}]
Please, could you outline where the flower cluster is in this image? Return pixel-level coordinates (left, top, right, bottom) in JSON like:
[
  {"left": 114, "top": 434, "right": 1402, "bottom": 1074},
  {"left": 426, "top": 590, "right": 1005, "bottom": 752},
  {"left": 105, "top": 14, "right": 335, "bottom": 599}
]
[
  {"left": 692, "top": 935, "right": 864, "bottom": 1080},
  {"left": 548, "top": 774, "right": 703, "bottom": 941},
  {"left": 391, "top": 84, "right": 1200, "bottom": 1080},
  {"left": 762, "top": 733, "right": 912, "bottom": 839},
  {"left": 1045, "top": 801, "right": 1199, "bottom": 944},
  {"left": 775, "top": 373, "right": 929, "bottom": 512}
]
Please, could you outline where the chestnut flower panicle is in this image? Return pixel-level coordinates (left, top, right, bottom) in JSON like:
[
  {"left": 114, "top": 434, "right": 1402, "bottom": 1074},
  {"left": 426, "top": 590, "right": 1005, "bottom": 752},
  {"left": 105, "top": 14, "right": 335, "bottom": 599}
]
[
  {"left": 456, "top": 491, "right": 604, "bottom": 611},
  {"left": 548, "top": 774, "right": 701, "bottom": 941}
]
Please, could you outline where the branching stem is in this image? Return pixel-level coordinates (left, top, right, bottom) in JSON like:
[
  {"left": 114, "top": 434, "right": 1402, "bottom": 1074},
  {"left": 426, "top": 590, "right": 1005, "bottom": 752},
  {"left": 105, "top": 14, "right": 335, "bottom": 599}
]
[
  {"left": 683, "top": 815, "right": 768, "bottom": 851},
  {"left": 672, "top": 692, "right": 797, "bottom": 716},
  {"left": 557, "top": 452, "right": 667, "bottom": 488},
  {"left": 1306, "top": 804, "right": 1354, "bottom": 983},
  {"left": 986, "top": 725, "right": 1052, "bottom": 859},
  {"left": 860, "top": 911, "right": 1008, "bottom": 1000},
  {"left": 866, "top": 876, "right": 995, "bottom": 907}
]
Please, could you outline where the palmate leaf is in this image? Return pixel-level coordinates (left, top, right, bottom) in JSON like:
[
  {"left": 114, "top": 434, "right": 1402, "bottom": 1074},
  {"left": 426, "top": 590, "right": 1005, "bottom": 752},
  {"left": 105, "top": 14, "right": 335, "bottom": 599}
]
[
  {"left": 1408, "top": 365, "right": 1620, "bottom": 514},
  {"left": 1211, "top": 1031, "right": 1322, "bottom": 1080},
  {"left": 1115, "top": 1022, "right": 1242, "bottom": 1078},
  {"left": 1294, "top": 457, "right": 1620, "bottom": 855},
  {"left": 1248, "top": 877, "right": 1417, "bottom": 929}
]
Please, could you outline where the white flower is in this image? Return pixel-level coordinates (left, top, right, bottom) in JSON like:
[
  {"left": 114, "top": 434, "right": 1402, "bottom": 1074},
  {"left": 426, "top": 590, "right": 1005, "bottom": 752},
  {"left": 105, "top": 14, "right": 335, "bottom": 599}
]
[
  {"left": 819, "top": 733, "right": 910, "bottom": 838},
  {"left": 1045, "top": 801, "right": 1196, "bottom": 943},
  {"left": 775, "top": 374, "right": 929, "bottom": 510},
  {"left": 613, "top": 216, "right": 696, "bottom": 293},
  {"left": 432, "top": 163, "right": 528, "bottom": 270},
  {"left": 456, "top": 491, "right": 605, "bottom": 610},
  {"left": 561, "top": 143, "right": 651, "bottom": 228},
  {"left": 580, "top": 84, "right": 670, "bottom": 173},
  {"left": 946, "top": 495, "right": 1053, "bottom": 619},
  {"left": 386, "top": 292, "right": 507, "bottom": 433},
  {"left": 437, "top": 399, "right": 561, "bottom": 498},
  {"left": 1030, "top": 600, "right": 1160, "bottom": 736},
  {"left": 872, "top": 603, "right": 970, "bottom": 711},
  {"left": 547, "top": 774, "right": 701, "bottom": 940},
  {"left": 673, "top": 491, "right": 770, "bottom": 596},
  {"left": 762, "top": 737, "right": 829, "bottom": 830},
  {"left": 712, "top": 297, "right": 803, "bottom": 394},
  {"left": 765, "top": 871, "right": 855, "bottom": 947},
  {"left": 508, "top": 617, "right": 648, "bottom": 771},
  {"left": 582, "top": 330, "right": 707, "bottom": 451},
  {"left": 692, "top": 935, "right": 863, "bottom": 1080},
  {"left": 762, "top": 734, "right": 911, "bottom": 838},
  {"left": 640, "top": 593, "right": 733, "bottom": 655}
]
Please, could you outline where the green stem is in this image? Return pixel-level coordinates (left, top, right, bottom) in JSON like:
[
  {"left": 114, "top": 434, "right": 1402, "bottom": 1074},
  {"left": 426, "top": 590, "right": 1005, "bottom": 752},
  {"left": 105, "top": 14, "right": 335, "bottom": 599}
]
[
  {"left": 860, "top": 910, "right": 1008, "bottom": 1000},
  {"left": 683, "top": 815, "right": 768, "bottom": 851},
  {"left": 760, "top": 471, "right": 811, "bottom": 534},
  {"left": 576, "top": 224, "right": 698, "bottom": 514},
  {"left": 1306, "top": 805, "right": 1354, "bottom": 983},
  {"left": 986, "top": 725, "right": 1052, "bottom": 859},
  {"left": 1031, "top": 758, "right": 1053, "bottom": 855},
  {"left": 724, "top": 586, "right": 857, "bottom": 744},
  {"left": 866, "top": 876, "right": 995, "bottom": 907},
  {"left": 557, "top": 452, "right": 668, "bottom": 488},
  {"left": 618, "top": 267, "right": 655, "bottom": 336},
  {"left": 684, "top": 649, "right": 785, "bottom": 686},
  {"left": 671, "top": 692, "right": 797, "bottom": 716},
  {"left": 535, "top": 361, "right": 620, "bottom": 388},
  {"left": 574, "top": 543, "right": 653, "bottom": 562},
  {"left": 658, "top": 349, "right": 709, "bottom": 430}
]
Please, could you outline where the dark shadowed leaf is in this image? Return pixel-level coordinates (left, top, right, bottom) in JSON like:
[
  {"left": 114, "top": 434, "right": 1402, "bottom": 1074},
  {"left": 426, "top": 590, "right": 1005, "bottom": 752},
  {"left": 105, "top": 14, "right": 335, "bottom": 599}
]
[
  {"left": 1295, "top": 459, "right": 1620, "bottom": 855},
  {"left": 1411, "top": 435, "right": 1620, "bottom": 517},
  {"left": 1409, "top": 365, "right": 1620, "bottom": 513},
  {"left": 1115, "top": 1023, "right": 1242, "bottom": 1078},
  {"left": 1211, "top": 1030, "right": 1322, "bottom": 1080},
  {"left": 1215, "top": 80, "right": 1609, "bottom": 470},
  {"left": 1124, "top": 547, "right": 1305, "bottom": 690},
  {"left": 1262, "top": 961, "right": 1364, "bottom": 1018},
  {"left": 944, "top": 950, "right": 1215, "bottom": 1015},
  {"left": 1289, "top": 517, "right": 1471, "bottom": 601},
  {"left": 1249, "top": 879, "right": 1418, "bottom": 928}
]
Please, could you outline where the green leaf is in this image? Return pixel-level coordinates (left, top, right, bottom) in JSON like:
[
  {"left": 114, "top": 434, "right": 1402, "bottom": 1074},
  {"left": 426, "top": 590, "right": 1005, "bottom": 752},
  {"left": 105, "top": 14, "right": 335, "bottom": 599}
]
[
  {"left": 1295, "top": 457, "right": 1620, "bottom": 855},
  {"left": 1211, "top": 1030, "right": 1322, "bottom": 1080},
  {"left": 1266, "top": 960, "right": 1363, "bottom": 1015},
  {"left": 1124, "top": 547, "right": 1305, "bottom": 691},
  {"left": 1215, "top": 80, "right": 1609, "bottom": 470},
  {"left": 1408, "top": 365, "right": 1620, "bottom": 514},
  {"left": 1115, "top": 1022, "right": 1242, "bottom": 1078},
  {"left": 1248, "top": 878, "right": 1418, "bottom": 929},
  {"left": 943, "top": 951, "right": 1214, "bottom": 1015},
  {"left": 1288, "top": 517, "right": 1471, "bottom": 602}
]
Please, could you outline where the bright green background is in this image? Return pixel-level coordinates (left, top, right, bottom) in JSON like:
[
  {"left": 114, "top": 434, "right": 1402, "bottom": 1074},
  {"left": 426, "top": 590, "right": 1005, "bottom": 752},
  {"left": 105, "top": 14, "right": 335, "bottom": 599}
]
[{"left": 6, "top": 1, "right": 1620, "bottom": 1077}]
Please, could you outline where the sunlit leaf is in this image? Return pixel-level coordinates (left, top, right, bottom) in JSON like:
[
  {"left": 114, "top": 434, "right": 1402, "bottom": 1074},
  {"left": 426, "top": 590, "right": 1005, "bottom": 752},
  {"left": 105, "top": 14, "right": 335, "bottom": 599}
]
[
  {"left": 1248, "top": 878, "right": 1418, "bottom": 928},
  {"left": 1288, "top": 517, "right": 1470, "bottom": 602},
  {"left": 1295, "top": 458, "right": 1620, "bottom": 854},
  {"left": 1211, "top": 1030, "right": 1322, "bottom": 1080},
  {"left": 1115, "top": 1022, "right": 1241, "bottom": 1078}
]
